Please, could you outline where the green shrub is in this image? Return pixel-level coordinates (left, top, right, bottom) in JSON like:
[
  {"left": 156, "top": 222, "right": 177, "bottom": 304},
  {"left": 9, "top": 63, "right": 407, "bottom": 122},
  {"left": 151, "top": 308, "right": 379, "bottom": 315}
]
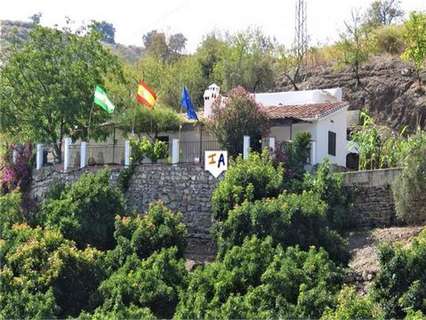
[
  {"left": 303, "top": 160, "right": 352, "bottom": 231},
  {"left": 79, "top": 304, "right": 155, "bottom": 320},
  {"left": 321, "top": 286, "right": 384, "bottom": 320},
  {"left": 97, "top": 247, "right": 187, "bottom": 319},
  {"left": 373, "top": 230, "right": 426, "bottom": 318},
  {"left": 0, "top": 224, "right": 105, "bottom": 318},
  {"left": 393, "top": 145, "right": 426, "bottom": 224},
  {"left": 175, "top": 236, "right": 343, "bottom": 319},
  {"left": 215, "top": 191, "right": 349, "bottom": 264},
  {"left": 40, "top": 170, "right": 125, "bottom": 249},
  {"left": 211, "top": 150, "right": 284, "bottom": 221},
  {"left": 373, "top": 25, "right": 405, "bottom": 54},
  {"left": 130, "top": 137, "right": 168, "bottom": 163},
  {"left": 0, "top": 191, "right": 23, "bottom": 236},
  {"left": 109, "top": 201, "right": 187, "bottom": 266}
]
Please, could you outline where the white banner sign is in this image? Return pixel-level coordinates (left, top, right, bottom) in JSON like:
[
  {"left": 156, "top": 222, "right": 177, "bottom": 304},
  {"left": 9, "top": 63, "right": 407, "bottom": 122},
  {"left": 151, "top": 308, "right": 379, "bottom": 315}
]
[{"left": 205, "top": 151, "right": 228, "bottom": 178}]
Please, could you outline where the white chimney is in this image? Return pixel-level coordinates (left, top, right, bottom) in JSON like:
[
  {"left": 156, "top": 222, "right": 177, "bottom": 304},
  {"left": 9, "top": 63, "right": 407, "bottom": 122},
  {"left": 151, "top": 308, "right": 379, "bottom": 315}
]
[{"left": 203, "top": 83, "right": 220, "bottom": 117}]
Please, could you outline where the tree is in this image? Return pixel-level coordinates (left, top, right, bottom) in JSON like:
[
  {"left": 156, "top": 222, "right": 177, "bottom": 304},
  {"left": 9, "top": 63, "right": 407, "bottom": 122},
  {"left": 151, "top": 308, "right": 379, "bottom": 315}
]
[
  {"left": 208, "top": 86, "right": 270, "bottom": 156},
  {"left": 91, "top": 20, "right": 116, "bottom": 44},
  {"left": 168, "top": 33, "right": 187, "bottom": 54},
  {"left": 337, "top": 10, "right": 372, "bottom": 87},
  {"left": 143, "top": 30, "right": 170, "bottom": 61},
  {"left": 215, "top": 28, "right": 276, "bottom": 92},
  {"left": 0, "top": 25, "right": 123, "bottom": 161},
  {"left": 175, "top": 236, "right": 343, "bottom": 319},
  {"left": 373, "top": 230, "right": 426, "bottom": 318},
  {"left": 40, "top": 170, "right": 125, "bottom": 250},
  {"left": 97, "top": 248, "right": 187, "bottom": 319},
  {"left": 393, "top": 144, "right": 426, "bottom": 224},
  {"left": 365, "top": 0, "right": 404, "bottom": 27},
  {"left": 211, "top": 150, "right": 284, "bottom": 221},
  {"left": 215, "top": 191, "right": 349, "bottom": 263},
  {"left": 29, "top": 12, "right": 42, "bottom": 25},
  {"left": 401, "top": 12, "right": 426, "bottom": 87}
]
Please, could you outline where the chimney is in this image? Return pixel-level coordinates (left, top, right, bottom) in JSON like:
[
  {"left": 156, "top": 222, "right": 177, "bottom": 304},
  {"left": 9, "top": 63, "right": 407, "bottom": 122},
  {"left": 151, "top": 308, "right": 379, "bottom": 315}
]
[{"left": 203, "top": 83, "right": 220, "bottom": 117}]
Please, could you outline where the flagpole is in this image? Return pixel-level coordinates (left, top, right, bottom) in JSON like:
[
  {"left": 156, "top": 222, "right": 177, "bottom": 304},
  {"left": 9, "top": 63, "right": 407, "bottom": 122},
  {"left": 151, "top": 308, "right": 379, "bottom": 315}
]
[{"left": 88, "top": 95, "right": 95, "bottom": 142}]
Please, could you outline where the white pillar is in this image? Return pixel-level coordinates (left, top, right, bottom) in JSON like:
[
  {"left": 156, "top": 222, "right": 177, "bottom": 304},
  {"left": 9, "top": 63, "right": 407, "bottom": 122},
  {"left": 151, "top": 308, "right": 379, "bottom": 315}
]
[
  {"left": 80, "top": 142, "right": 87, "bottom": 169},
  {"left": 268, "top": 137, "right": 276, "bottom": 154},
  {"left": 12, "top": 149, "right": 17, "bottom": 164},
  {"left": 36, "top": 144, "right": 43, "bottom": 170},
  {"left": 311, "top": 141, "right": 316, "bottom": 165},
  {"left": 124, "top": 140, "right": 131, "bottom": 167},
  {"left": 172, "top": 138, "right": 180, "bottom": 165},
  {"left": 63, "top": 137, "right": 71, "bottom": 172},
  {"left": 243, "top": 135, "right": 250, "bottom": 160}
]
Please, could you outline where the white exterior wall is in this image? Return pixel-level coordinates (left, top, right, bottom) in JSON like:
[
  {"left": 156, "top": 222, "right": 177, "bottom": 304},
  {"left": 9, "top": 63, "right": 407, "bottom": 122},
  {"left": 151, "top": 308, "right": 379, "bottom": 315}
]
[
  {"left": 315, "top": 107, "right": 348, "bottom": 167},
  {"left": 289, "top": 107, "right": 348, "bottom": 167},
  {"left": 269, "top": 126, "right": 292, "bottom": 142}
]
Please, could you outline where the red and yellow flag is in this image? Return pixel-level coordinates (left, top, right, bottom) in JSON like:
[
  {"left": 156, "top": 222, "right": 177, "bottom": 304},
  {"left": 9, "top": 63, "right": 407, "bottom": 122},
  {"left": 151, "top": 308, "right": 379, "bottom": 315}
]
[{"left": 136, "top": 80, "right": 157, "bottom": 110}]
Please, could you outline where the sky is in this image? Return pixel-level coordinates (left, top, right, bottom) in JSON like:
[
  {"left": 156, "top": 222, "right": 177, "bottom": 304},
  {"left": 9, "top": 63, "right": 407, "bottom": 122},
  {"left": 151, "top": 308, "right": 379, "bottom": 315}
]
[{"left": 1, "top": 0, "right": 425, "bottom": 52}]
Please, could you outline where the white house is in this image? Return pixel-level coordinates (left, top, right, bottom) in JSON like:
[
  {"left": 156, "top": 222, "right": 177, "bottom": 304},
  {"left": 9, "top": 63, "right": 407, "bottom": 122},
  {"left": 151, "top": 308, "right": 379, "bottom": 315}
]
[{"left": 203, "top": 85, "right": 350, "bottom": 167}]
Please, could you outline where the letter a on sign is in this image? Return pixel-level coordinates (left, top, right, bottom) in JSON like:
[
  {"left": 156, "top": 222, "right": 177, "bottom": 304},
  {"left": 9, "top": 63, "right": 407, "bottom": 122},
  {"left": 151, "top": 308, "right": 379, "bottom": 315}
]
[{"left": 205, "top": 151, "right": 228, "bottom": 178}]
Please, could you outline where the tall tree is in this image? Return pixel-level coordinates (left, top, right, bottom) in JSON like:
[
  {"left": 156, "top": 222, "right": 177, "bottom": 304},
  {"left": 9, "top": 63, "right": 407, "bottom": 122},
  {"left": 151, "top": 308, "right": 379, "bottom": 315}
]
[
  {"left": 168, "top": 33, "right": 187, "bottom": 54},
  {"left": 91, "top": 20, "right": 116, "bottom": 44},
  {"left": 0, "top": 25, "right": 123, "bottom": 161},
  {"left": 208, "top": 86, "right": 270, "bottom": 156},
  {"left": 337, "top": 10, "right": 372, "bottom": 87},
  {"left": 142, "top": 30, "right": 169, "bottom": 61},
  {"left": 365, "top": 0, "right": 404, "bottom": 27}
]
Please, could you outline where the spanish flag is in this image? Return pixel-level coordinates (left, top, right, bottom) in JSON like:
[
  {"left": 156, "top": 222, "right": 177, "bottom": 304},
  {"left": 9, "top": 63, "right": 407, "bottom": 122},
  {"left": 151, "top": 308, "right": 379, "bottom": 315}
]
[{"left": 136, "top": 80, "right": 157, "bottom": 110}]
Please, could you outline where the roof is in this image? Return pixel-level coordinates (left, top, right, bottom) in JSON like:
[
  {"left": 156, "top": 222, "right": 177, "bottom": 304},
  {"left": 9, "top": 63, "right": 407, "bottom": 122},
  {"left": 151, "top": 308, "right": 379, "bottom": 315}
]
[{"left": 263, "top": 102, "right": 349, "bottom": 121}]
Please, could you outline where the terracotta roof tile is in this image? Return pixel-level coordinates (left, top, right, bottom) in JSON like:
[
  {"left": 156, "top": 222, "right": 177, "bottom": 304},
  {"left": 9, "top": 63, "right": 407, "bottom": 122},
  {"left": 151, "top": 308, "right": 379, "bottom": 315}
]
[{"left": 263, "top": 102, "right": 348, "bottom": 121}]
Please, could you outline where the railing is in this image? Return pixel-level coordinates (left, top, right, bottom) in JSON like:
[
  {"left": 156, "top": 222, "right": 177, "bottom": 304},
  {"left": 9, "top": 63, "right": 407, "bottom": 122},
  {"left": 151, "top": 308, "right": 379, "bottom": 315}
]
[{"left": 179, "top": 140, "right": 222, "bottom": 164}]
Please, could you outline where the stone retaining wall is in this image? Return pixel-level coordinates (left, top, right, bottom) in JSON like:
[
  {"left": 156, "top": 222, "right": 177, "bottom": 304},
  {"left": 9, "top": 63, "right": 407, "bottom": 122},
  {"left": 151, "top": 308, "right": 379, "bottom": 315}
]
[
  {"left": 341, "top": 168, "right": 402, "bottom": 228},
  {"left": 31, "top": 166, "right": 404, "bottom": 245}
]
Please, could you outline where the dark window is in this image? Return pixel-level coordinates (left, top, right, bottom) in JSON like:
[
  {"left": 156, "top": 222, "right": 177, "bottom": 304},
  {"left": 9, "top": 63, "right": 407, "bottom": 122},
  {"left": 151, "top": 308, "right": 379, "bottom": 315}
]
[{"left": 328, "top": 131, "right": 336, "bottom": 156}]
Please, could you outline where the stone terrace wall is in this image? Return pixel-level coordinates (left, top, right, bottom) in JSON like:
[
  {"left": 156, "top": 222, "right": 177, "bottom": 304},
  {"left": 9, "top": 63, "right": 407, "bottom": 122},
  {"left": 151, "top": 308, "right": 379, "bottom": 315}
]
[
  {"left": 341, "top": 168, "right": 402, "bottom": 228},
  {"left": 125, "top": 165, "right": 219, "bottom": 242}
]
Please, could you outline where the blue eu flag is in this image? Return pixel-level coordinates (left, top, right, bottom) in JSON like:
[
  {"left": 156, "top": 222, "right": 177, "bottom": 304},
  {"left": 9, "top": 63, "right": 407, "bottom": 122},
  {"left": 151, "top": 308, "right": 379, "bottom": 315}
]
[{"left": 180, "top": 87, "right": 198, "bottom": 120}]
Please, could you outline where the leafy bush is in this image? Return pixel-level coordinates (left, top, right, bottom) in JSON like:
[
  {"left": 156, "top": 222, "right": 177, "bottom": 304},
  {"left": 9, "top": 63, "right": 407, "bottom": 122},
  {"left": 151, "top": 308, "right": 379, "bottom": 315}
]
[
  {"left": 97, "top": 247, "right": 187, "bottom": 319},
  {"left": 0, "top": 191, "right": 23, "bottom": 236},
  {"left": 0, "top": 224, "right": 105, "bottom": 318},
  {"left": 79, "top": 304, "right": 155, "bottom": 320},
  {"left": 373, "top": 230, "right": 426, "bottom": 318},
  {"left": 215, "top": 191, "right": 349, "bottom": 264},
  {"left": 276, "top": 132, "right": 312, "bottom": 185},
  {"left": 108, "top": 201, "right": 187, "bottom": 267},
  {"left": 208, "top": 86, "right": 270, "bottom": 156},
  {"left": 130, "top": 137, "right": 168, "bottom": 163},
  {"left": 211, "top": 150, "right": 284, "bottom": 221},
  {"left": 393, "top": 145, "right": 426, "bottom": 224},
  {"left": 175, "top": 236, "right": 343, "bottom": 319},
  {"left": 40, "top": 170, "right": 124, "bottom": 250},
  {"left": 321, "top": 286, "right": 384, "bottom": 320},
  {"left": 303, "top": 160, "right": 351, "bottom": 231},
  {"left": 372, "top": 25, "right": 405, "bottom": 54}
]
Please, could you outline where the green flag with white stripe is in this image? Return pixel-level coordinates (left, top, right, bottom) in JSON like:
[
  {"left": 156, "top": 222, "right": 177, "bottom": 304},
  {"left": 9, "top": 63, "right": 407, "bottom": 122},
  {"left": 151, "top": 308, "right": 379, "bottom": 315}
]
[{"left": 94, "top": 85, "right": 115, "bottom": 113}]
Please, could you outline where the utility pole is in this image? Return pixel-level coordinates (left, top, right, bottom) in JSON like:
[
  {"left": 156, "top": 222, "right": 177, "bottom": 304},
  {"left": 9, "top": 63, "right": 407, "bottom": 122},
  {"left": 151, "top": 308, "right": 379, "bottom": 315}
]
[{"left": 294, "top": 0, "right": 308, "bottom": 63}]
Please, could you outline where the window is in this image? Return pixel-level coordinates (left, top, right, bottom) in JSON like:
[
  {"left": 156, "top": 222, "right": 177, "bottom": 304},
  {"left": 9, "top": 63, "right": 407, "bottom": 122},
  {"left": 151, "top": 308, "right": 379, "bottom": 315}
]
[{"left": 328, "top": 131, "right": 336, "bottom": 156}]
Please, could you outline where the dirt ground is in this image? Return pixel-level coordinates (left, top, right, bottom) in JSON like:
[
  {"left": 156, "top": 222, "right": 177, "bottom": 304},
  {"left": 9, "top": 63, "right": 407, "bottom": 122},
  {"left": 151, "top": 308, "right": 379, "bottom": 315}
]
[{"left": 346, "top": 225, "right": 425, "bottom": 292}]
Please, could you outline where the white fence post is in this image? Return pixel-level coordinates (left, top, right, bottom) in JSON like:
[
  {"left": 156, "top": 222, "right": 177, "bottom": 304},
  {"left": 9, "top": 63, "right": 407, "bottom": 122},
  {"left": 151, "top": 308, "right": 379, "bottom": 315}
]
[
  {"left": 269, "top": 137, "right": 276, "bottom": 154},
  {"left": 12, "top": 149, "right": 17, "bottom": 164},
  {"left": 243, "top": 135, "right": 250, "bottom": 160},
  {"left": 172, "top": 139, "right": 180, "bottom": 165},
  {"left": 63, "top": 138, "right": 71, "bottom": 172},
  {"left": 310, "top": 140, "right": 316, "bottom": 165},
  {"left": 36, "top": 144, "right": 43, "bottom": 170},
  {"left": 124, "top": 140, "right": 131, "bottom": 167},
  {"left": 80, "top": 142, "right": 87, "bottom": 169}
]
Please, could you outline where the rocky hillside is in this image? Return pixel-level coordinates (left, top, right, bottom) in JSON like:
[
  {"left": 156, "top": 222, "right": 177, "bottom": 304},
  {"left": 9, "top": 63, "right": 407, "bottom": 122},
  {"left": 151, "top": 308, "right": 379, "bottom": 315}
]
[{"left": 276, "top": 55, "right": 426, "bottom": 132}]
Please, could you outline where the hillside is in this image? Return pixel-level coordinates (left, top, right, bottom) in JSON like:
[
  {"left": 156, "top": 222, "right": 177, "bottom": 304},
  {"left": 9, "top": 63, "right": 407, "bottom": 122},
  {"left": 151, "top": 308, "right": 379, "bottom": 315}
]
[
  {"left": 0, "top": 19, "right": 144, "bottom": 62},
  {"left": 276, "top": 55, "right": 426, "bottom": 131}
]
